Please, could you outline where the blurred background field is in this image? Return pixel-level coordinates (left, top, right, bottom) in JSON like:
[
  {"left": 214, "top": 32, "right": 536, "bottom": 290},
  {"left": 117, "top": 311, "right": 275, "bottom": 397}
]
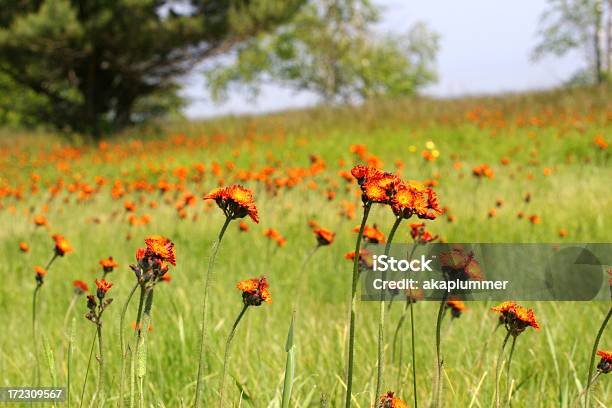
[{"left": 1, "top": 86, "right": 611, "bottom": 406}]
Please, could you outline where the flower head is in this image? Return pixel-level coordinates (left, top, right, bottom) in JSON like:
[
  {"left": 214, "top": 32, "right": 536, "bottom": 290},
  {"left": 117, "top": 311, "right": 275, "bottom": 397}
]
[
  {"left": 34, "top": 265, "right": 46, "bottom": 285},
  {"left": 19, "top": 242, "right": 29, "bottom": 253},
  {"left": 144, "top": 235, "right": 176, "bottom": 266},
  {"left": 99, "top": 256, "right": 119, "bottom": 273},
  {"left": 596, "top": 350, "right": 612, "bottom": 374},
  {"left": 378, "top": 391, "right": 408, "bottom": 408},
  {"left": 94, "top": 278, "right": 113, "bottom": 298},
  {"left": 447, "top": 299, "right": 466, "bottom": 318},
  {"left": 492, "top": 301, "right": 540, "bottom": 336},
  {"left": 204, "top": 184, "right": 259, "bottom": 223},
  {"left": 237, "top": 276, "right": 272, "bottom": 306},
  {"left": 313, "top": 228, "right": 335, "bottom": 246},
  {"left": 52, "top": 234, "right": 72, "bottom": 256},
  {"left": 354, "top": 224, "right": 385, "bottom": 244},
  {"left": 73, "top": 280, "right": 89, "bottom": 294}
]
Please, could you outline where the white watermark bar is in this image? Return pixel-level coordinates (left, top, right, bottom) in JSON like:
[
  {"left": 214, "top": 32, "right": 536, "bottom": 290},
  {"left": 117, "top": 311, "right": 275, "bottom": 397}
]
[
  {"left": 0, "top": 387, "right": 66, "bottom": 402},
  {"left": 360, "top": 243, "right": 611, "bottom": 301}
]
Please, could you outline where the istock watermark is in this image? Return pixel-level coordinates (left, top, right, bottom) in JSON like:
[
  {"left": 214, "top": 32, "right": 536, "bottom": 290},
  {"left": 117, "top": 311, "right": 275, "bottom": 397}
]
[{"left": 360, "top": 243, "right": 611, "bottom": 301}]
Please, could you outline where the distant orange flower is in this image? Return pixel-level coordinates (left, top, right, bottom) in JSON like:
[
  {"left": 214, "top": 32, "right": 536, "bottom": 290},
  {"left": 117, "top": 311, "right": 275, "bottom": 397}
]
[
  {"left": 144, "top": 235, "right": 176, "bottom": 266},
  {"left": 237, "top": 276, "right": 272, "bottom": 306},
  {"left": 594, "top": 135, "right": 608, "bottom": 150},
  {"left": 354, "top": 224, "right": 385, "bottom": 244},
  {"left": 19, "top": 242, "right": 29, "bottom": 253},
  {"left": 472, "top": 164, "right": 494, "bottom": 179},
  {"left": 528, "top": 214, "right": 541, "bottom": 224},
  {"left": 377, "top": 391, "right": 408, "bottom": 408},
  {"left": 558, "top": 228, "right": 568, "bottom": 238},
  {"left": 124, "top": 200, "right": 136, "bottom": 212},
  {"left": 52, "top": 234, "right": 72, "bottom": 256},
  {"left": 409, "top": 223, "right": 438, "bottom": 244},
  {"left": 73, "top": 280, "right": 89, "bottom": 294},
  {"left": 238, "top": 221, "right": 249, "bottom": 232},
  {"left": 447, "top": 299, "right": 466, "bottom": 318},
  {"left": 34, "top": 214, "right": 47, "bottom": 227},
  {"left": 204, "top": 184, "right": 259, "bottom": 223},
  {"left": 99, "top": 256, "right": 118, "bottom": 273},
  {"left": 313, "top": 228, "right": 335, "bottom": 246},
  {"left": 34, "top": 265, "right": 46, "bottom": 280}
]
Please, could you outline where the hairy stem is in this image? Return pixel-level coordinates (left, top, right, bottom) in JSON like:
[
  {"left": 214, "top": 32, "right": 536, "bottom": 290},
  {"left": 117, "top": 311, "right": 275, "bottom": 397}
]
[
  {"left": 433, "top": 289, "right": 448, "bottom": 408},
  {"left": 495, "top": 331, "right": 511, "bottom": 408},
  {"left": 344, "top": 202, "right": 371, "bottom": 408},
  {"left": 219, "top": 305, "right": 249, "bottom": 407},
  {"left": 505, "top": 335, "right": 517, "bottom": 405},
  {"left": 194, "top": 216, "right": 232, "bottom": 407},
  {"left": 375, "top": 217, "right": 402, "bottom": 398},
  {"left": 119, "top": 282, "right": 139, "bottom": 408}
]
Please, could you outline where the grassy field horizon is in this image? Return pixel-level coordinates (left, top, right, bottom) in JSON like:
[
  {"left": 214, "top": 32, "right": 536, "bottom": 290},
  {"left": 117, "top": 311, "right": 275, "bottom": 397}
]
[{"left": 0, "top": 86, "right": 610, "bottom": 407}]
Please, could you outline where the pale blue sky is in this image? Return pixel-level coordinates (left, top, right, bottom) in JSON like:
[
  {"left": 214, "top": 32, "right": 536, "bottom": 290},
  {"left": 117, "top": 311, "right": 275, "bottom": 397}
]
[{"left": 182, "top": 0, "right": 583, "bottom": 118}]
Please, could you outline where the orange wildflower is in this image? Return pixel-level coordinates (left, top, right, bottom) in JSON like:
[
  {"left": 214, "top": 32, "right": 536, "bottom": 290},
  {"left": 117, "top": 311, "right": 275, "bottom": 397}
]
[
  {"left": 492, "top": 301, "right": 540, "bottom": 335},
  {"left": 238, "top": 221, "right": 249, "bottom": 232},
  {"left": 73, "top": 280, "right": 89, "bottom": 294},
  {"left": 99, "top": 256, "right": 118, "bottom": 273},
  {"left": 34, "top": 214, "right": 47, "bottom": 227},
  {"left": 597, "top": 350, "right": 612, "bottom": 373},
  {"left": 144, "top": 235, "right": 176, "bottom": 266},
  {"left": 19, "top": 242, "right": 29, "bottom": 253},
  {"left": 94, "top": 279, "right": 113, "bottom": 296},
  {"left": 34, "top": 266, "right": 46, "bottom": 284},
  {"left": 204, "top": 184, "right": 259, "bottom": 223},
  {"left": 377, "top": 391, "right": 408, "bottom": 408},
  {"left": 236, "top": 276, "right": 272, "bottom": 306},
  {"left": 313, "top": 228, "right": 335, "bottom": 246},
  {"left": 52, "top": 234, "right": 72, "bottom": 256},
  {"left": 447, "top": 299, "right": 466, "bottom": 318},
  {"left": 354, "top": 224, "right": 386, "bottom": 244}
]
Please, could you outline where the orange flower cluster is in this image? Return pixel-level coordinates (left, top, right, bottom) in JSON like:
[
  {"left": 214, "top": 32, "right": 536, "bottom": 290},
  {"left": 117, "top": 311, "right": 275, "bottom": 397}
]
[
  {"left": 491, "top": 301, "right": 540, "bottom": 335},
  {"left": 351, "top": 165, "right": 442, "bottom": 220},
  {"left": 472, "top": 164, "right": 494, "bottom": 179},
  {"left": 264, "top": 228, "right": 286, "bottom": 247},
  {"left": 439, "top": 247, "right": 483, "bottom": 281},
  {"left": 237, "top": 276, "right": 272, "bottom": 306},
  {"left": 409, "top": 223, "right": 438, "bottom": 244},
  {"left": 131, "top": 235, "right": 176, "bottom": 283},
  {"left": 94, "top": 278, "right": 113, "bottom": 297},
  {"left": 447, "top": 299, "right": 466, "bottom": 318},
  {"left": 377, "top": 391, "right": 408, "bottom": 408},
  {"left": 204, "top": 184, "right": 259, "bottom": 223}
]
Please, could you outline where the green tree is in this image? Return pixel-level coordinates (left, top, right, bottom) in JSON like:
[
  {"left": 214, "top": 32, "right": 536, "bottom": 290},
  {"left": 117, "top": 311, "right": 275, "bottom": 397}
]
[
  {"left": 205, "top": 0, "right": 439, "bottom": 104},
  {"left": 533, "top": 0, "right": 612, "bottom": 84},
  {"left": 0, "top": 0, "right": 304, "bottom": 138}
]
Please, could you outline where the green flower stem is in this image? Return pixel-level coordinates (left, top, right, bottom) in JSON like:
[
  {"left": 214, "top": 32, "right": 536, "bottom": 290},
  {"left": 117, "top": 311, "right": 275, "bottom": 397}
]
[
  {"left": 130, "top": 286, "right": 147, "bottom": 408},
  {"left": 584, "top": 305, "right": 612, "bottom": 408},
  {"left": 344, "top": 202, "right": 371, "bottom": 408},
  {"left": 505, "top": 335, "right": 517, "bottom": 404},
  {"left": 96, "top": 322, "right": 105, "bottom": 406},
  {"left": 62, "top": 293, "right": 78, "bottom": 330},
  {"left": 119, "top": 282, "right": 140, "bottom": 408},
  {"left": 375, "top": 216, "right": 402, "bottom": 398},
  {"left": 219, "top": 304, "right": 249, "bottom": 407},
  {"left": 433, "top": 288, "right": 449, "bottom": 408},
  {"left": 32, "top": 284, "right": 41, "bottom": 384},
  {"left": 194, "top": 216, "right": 232, "bottom": 407},
  {"left": 495, "top": 331, "right": 511, "bottom": 408},
  {"left": 409, "top": 292, "right": 418, "bottom": 408},
  {"left": 78, "top": 331, "right": 97, "bottom": 408}
]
